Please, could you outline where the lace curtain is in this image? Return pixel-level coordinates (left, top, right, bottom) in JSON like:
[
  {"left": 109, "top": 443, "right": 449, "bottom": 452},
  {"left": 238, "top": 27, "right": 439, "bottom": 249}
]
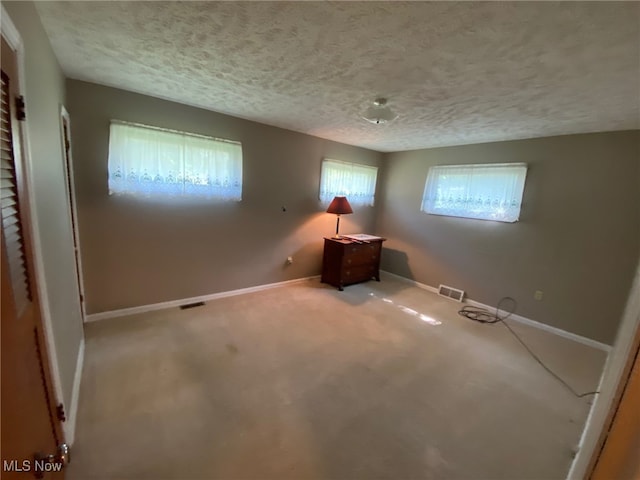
[
  {"left": 421, "top": 163, "right": 527, "bottom": 222},
  {"left": 108, "top": 122, "right": 243, "bottom": 200},
  {"left": 319, "top": 159, "right": 378, "bottom": 206}
]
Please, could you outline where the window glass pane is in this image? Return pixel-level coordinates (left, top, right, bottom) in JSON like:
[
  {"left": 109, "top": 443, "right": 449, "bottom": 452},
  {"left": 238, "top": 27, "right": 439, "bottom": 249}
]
[
  {"left": 108, "top": 122, "right": 243, "bottom": 200},
  {"left": 319, "top": 159, "right": 378, "bottom": 206},
  {"left": 421, "top": 163, "right": 527, "bottom": 222}
]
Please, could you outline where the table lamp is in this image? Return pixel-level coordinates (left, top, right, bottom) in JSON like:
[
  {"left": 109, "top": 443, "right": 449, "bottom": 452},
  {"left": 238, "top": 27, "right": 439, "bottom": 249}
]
[{"left": 326, "top": 196, "right": 353, "bottom": 238}]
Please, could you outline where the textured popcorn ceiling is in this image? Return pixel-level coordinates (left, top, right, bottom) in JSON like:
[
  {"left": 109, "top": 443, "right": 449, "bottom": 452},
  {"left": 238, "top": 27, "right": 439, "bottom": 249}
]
[{"left": 36, "top": 1, "right": 639, "bottom": 152}]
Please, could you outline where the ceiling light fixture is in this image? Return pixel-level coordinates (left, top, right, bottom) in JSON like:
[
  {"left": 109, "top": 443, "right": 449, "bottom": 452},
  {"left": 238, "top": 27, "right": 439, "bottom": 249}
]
[{"left": 362, "top": 97, "right": 398, "bottom": 125}]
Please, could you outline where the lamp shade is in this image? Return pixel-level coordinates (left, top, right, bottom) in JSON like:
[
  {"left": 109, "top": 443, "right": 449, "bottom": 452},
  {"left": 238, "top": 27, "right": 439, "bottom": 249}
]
[{"left": 326, "top": 196, "right": 353, "bottom": 215}]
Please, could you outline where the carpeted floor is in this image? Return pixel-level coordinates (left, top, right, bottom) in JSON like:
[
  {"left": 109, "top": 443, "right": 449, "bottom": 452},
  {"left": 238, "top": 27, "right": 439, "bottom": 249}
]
[{"left": 68, "top": 274, "right": 607, "bottom": 479}]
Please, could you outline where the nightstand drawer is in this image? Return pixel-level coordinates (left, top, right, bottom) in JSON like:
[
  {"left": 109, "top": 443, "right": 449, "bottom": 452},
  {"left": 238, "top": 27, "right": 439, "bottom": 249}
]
[
  {"left": 343, "top": 243, "right": 380, "bottom": 266},
  {"left": 342, "top": 264, "right": 376, "bottom": 283}
]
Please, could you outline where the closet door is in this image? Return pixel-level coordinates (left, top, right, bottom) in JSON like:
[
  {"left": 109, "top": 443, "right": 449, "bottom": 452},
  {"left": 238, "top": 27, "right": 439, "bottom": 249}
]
[{"left": 1, "top": 35, "right": 66, "bottom": 479}]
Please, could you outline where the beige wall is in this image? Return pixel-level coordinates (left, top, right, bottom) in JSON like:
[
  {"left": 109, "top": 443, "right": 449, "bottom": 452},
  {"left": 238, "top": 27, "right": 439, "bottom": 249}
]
[
  {"left": 377, "top": 131, "right": 640, "bottom": 345},
  {"left": 66, "top": 80, "right": 383, "bottom": 314},
  {"left": 63, "top": 81, "right": 638, "bottom": 345},
  {"left": 3, "top": 2, "right": 84, "bottom": 410}
]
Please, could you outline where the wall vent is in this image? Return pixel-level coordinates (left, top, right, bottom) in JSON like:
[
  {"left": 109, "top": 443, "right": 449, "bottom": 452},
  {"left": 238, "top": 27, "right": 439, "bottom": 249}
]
[
  {"left": 438, "top": 284, "right": 465, "bottom": 302},
  {"left": 180, "top": 301, "right": 205, "bottom": 310}
]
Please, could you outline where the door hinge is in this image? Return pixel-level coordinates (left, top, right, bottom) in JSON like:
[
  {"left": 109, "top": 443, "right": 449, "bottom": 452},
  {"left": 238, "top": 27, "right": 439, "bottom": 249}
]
[
  {"left": 56, "top": 403, "right": 66, "bottom": 422},
  {"left": 15, "top": 96, "right": 26, "bottom": 121}
]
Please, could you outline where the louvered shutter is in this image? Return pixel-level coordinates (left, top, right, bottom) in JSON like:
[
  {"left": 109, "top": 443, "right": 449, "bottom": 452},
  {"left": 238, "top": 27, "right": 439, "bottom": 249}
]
[{"left": 1, "top": 70, "right": 31, "bottom": 315}]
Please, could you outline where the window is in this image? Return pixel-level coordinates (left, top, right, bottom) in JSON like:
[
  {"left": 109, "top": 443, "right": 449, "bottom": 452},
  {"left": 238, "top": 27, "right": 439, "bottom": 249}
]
[
  {"left": 421, "top": 163, "right": 527, "bottom": 222},
  {"left": 108, "top": 121, "right": 243, "bottom": 200},
  {"left": 319, "top": 158, "right": 378, "bottom": 206}
]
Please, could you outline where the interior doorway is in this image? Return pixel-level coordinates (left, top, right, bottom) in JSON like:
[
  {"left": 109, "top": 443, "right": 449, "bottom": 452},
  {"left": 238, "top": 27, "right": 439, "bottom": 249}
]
[{"left": 60, "top": 106, "right": 86, "bottom": 320}]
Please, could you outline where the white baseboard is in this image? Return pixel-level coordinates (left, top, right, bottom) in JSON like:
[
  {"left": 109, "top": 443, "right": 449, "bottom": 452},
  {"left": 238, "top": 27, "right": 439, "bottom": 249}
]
[
  {"left": 85, "top": 270, "right": 612, "bottom": 352},
  {"left": 381, "top": 271, "right": 611, "bottom": 353},
  {"left": 64, "top": 337, "right": 84, "bottom": 446},
  {"left": 382, "top": 271, "right": 440, "bottom": 294},
  {"left": 85, "top": 275, "right": 321, "bottom": 323},
  {"left": 465, "top": 297, "right": 611, "bottom": 352}
]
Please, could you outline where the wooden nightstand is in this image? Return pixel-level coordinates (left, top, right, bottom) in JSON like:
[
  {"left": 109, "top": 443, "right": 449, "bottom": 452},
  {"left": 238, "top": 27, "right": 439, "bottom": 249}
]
[{"left": 321, "top": 236, "right": 386, "bottom": 291}]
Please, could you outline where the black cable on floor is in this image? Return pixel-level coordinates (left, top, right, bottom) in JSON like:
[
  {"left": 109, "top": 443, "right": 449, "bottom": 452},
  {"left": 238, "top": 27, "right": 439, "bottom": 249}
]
[{"left": 458, "top": 297, "right": 599, "bottom": 398}]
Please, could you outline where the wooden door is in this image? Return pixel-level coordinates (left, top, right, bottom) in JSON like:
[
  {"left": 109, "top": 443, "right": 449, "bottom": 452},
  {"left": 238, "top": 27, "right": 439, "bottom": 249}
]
[
  {"left": 1, "top": 36, "right": 66, "bottom": 479},
  {"left": 590, "top": 342, "right": 640, "bottom": 479}
]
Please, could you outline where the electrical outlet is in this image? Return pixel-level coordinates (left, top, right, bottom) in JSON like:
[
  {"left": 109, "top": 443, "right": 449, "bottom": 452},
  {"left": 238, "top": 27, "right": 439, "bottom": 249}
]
[
  {"left": 286, "top": 256, "right": 293, "bottom": 265},
  {"left": 534, "top": 290, "right": 544, "bottom": 301}
]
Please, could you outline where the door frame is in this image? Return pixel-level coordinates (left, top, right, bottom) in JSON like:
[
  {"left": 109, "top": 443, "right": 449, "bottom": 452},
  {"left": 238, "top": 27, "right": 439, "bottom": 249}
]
[
  {"left": 60, "top": 105, "right": 86, "bottom": 320},
  {"left": 567, "top": 259, "right": 640, "bottom": 479},
  {"left": 589, "top": 332, "right": 640, "bottom": 478},
  {"left": 1, "top": 3, "right": 68, "bottom": 440}
]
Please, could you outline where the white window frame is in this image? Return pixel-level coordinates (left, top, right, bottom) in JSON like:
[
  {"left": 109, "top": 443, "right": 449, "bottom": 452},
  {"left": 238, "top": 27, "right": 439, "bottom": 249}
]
[
  {"left": 107, "top": 121, "right": 243, "bottom": 200},
  {"left": 421, "top": 163, "right": 528, "bottom": 223},
  {"left": 319, "top": 158, "right": 378, "bottom": 207}
]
